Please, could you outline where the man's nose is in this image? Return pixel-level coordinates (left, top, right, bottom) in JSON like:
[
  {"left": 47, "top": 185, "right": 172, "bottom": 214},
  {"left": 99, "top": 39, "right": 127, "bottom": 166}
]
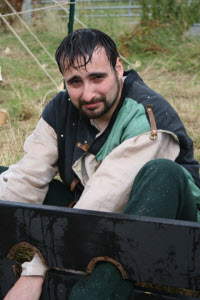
[{"left": 82, "top": 83, "right": 96, "bottom": 102}]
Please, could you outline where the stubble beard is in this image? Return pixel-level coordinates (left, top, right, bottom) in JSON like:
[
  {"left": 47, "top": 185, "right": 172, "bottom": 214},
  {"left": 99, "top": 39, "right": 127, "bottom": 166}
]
[{"left": 78, "top": 73, "right": 121, "bottom": 120}]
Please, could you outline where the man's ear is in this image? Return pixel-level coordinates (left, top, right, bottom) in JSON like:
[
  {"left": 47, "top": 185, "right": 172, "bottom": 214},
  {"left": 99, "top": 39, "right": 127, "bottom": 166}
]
[{"left": 115, "top": 57, "right": 124, "bottom": 80}]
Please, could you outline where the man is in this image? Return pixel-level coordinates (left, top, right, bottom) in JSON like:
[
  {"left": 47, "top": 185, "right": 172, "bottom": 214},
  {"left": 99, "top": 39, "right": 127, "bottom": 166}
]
[{"left": 1, "top": 28, "right": 200, "bottom": 299}]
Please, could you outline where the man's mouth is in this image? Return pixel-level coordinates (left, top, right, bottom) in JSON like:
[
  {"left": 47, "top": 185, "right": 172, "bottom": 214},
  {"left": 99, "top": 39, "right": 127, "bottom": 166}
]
[{"left": 83, "top": 102, "right": 102, "bottom": 109}]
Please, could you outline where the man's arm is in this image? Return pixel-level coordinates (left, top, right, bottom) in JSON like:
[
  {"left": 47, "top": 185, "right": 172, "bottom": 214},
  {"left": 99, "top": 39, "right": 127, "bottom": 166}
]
[
  {"left": 4, "top": 276, "right": 44, "bottom": 300},
  {"left": 0, "top": 119, "right": 58, "bottom": 298},
  {"left": 0, "top": 118, "right": 58, "bottom": 204},
  {"left": 4, "top": 253, "right": 48, "bottom": 300},
  {"left": 74, "top": 131, "right": 180, "bottom": 212}
]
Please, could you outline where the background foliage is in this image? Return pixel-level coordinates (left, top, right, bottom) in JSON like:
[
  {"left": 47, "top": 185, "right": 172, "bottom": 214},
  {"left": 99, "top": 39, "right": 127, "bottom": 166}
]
[
  {"left": 140, "top": 0, "right": 200, "bottom": 32},
  {"left": 0, "top": 1, "right": 200, "bottom": 166}
]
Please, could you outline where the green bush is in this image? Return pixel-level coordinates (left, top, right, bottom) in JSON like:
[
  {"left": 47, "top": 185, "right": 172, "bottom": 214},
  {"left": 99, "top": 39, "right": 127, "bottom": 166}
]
[
  {"left": 118, "top": 20, "right": 175, "bottom": 57},
  {"left": 140, "top": 0, "right": 200, "bottom": 32}
]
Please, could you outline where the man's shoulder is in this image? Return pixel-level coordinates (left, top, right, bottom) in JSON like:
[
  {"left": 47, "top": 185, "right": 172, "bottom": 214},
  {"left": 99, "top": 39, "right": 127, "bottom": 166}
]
[
  {"left": 41, "top": 90, "right": 78, "bottom": 132},
  {"left": 43, "top": 90, "right": 68, "bottom": 112},
  {"left": 122, "top": 70, "right": 191, "bottom": 147},
  {"left": 123, "top": 70, "right": 179, "bottom": 122},
  {"left": 124, "top": 70, "right": 168, "bottom": 105}
]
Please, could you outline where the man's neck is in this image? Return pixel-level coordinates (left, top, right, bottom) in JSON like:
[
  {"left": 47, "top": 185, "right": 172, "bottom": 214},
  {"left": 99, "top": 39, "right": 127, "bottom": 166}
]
[{"left": 92, "top": 117, "right": 110, "bottom": 132}]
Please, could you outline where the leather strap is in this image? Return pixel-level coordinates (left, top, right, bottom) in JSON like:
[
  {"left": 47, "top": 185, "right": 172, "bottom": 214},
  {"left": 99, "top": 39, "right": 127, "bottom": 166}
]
[
  {"left": 146, "top": 105, "right": 158, "bottom": 140},
  {"left": 70, "top": 178, "right": 80, "bottom": 192},
  {"left": 68, "top": 199, "right": 78, "bottom": 208},
  {"left": 94, "top": 160, "right": 102, "bottom": 172},
  {"left": 76, "top": 142, "right": 90, "bottom": 152}
]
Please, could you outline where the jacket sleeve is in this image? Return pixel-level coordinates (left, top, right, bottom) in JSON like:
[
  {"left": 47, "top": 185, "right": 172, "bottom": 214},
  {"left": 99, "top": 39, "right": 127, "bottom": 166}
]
[
  {"left": 0, "top": 118, "right": 58, "bottom": 204},
  {"left": 74, "top": 131, "right": 180, "bottom": 213}
]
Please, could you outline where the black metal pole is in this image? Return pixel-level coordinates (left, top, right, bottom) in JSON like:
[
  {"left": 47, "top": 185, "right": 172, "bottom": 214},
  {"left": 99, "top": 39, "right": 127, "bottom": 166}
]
[{"left": 68, "top": 0, "right": 75, "bottom": 35}]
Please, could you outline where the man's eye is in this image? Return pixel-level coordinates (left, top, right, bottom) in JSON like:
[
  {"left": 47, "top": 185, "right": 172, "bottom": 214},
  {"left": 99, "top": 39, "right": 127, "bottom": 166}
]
[{"left": 70, "top": 80, "right": 81, "bottom": 85}]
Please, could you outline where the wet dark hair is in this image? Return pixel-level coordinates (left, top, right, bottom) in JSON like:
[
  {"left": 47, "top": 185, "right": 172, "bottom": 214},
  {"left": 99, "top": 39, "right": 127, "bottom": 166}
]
[{"left": 55, "top": 28, "right": 120, "bottom": 74}]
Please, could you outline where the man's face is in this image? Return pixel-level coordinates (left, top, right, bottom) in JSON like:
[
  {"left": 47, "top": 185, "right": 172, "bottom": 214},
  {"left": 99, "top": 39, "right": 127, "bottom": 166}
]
[{"left": 64, "top": 48, "right": 123, "bottom": 120}]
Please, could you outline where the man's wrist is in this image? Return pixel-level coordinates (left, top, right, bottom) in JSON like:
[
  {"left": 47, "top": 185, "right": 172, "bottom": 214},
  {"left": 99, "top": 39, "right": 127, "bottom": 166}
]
[
  {"left": 20, "top": 275, "right": 45, "bottom": 283},
  {"left": 21, "top": 253, "right": 48, "bottom": 277}
]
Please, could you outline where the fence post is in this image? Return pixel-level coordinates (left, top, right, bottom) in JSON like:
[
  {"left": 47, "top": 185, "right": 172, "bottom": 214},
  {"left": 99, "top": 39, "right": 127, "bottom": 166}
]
[
  {"left": 22, "top": 0, "right": 31, "bottom": 23},
  {"left": 68, "top": 0, "right": 75, "bottom": 34},
  {"left": 27, "top": 0, "right": 31, "bottom": 23},
  {"left": 129, "top": 0, "right": 132, "bottom": 24}
]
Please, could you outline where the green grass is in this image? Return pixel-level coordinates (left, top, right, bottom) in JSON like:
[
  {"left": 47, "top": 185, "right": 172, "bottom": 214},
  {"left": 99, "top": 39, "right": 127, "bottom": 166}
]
[
  {"left": 0, "top": 9, "right": 199, "bottom": 165},
  {"left": 118, "top": 21, "right": 200, "bottom": 74}
]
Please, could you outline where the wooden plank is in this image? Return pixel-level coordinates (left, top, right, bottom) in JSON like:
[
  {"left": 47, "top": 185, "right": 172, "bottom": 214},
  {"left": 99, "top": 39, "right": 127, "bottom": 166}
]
[
  {"left": 130, "top": 287, "right": 197, "bottom": 300},
  {"left": 0, "top": 264, "right": 196, "bottom": 300},
  {"left": 41, "top": 270, "right": 82, "bottom": 300},
  {"left": 0, "top": 200, "right": 200, "bottom": 292},
  {"left": 40, "top": 270, "right": 200, "bottom": 300}
]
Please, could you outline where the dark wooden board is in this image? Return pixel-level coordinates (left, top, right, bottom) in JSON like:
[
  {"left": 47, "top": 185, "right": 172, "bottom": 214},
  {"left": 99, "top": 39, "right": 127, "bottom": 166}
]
[
  {"left": 1, "top": 200, "right": 200, "bottom": 292},
  {"left": 131, "top": 287, "right": 198, "bottom": 300},
  {"left": 38, "top": 270, "right": 200, "bottom": 300},
  {"left": 0, "top": 263, "right": 196, "bottom": 300}
]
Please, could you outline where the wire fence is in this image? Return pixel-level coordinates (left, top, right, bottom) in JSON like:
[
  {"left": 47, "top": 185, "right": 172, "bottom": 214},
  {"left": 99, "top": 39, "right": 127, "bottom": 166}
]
[
  {"left": 30, "top": 0, "right": 142, "bottom": 24},
  {"left": 76, "top": 0, "right": 141, "bottom": 21},
  {"left": 29, "top": 0, "right": 200, "bottom": 27}
]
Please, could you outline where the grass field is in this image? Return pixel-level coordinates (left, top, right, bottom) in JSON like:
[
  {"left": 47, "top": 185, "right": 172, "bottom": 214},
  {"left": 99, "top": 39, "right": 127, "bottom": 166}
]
[{"left": 0, "top": 10, "right": 200, "bottom": 168}]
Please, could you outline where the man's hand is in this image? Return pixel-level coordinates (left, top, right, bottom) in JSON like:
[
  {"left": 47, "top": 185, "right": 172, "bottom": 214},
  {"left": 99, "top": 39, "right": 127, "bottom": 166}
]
[{"left": 4, "top": 275, "right": 44, "bottom": 300}]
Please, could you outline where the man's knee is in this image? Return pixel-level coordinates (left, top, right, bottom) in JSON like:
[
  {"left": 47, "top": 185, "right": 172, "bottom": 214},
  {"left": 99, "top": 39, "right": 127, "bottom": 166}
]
[
  {"left": 125, "top": 159, "right": 197, "bottom": 221},
  {"left": 139, "top": 159, "right": 186, "bottom": 180}
]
